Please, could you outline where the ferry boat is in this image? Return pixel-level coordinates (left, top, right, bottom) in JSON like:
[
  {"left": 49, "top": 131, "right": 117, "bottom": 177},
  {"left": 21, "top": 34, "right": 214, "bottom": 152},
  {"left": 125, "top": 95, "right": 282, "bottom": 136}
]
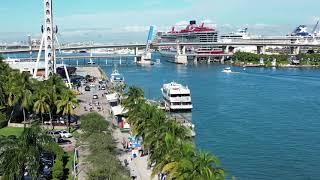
[
  {"left": 110, "top": 69, "right": 124, "bottom": 84},
  {"left": 161, "top": 82, "right": 193, "bottom": 111}
]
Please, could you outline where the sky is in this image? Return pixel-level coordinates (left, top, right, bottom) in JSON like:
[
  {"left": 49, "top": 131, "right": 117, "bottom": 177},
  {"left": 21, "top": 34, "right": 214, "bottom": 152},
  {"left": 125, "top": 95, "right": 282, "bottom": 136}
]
[{"left": 0, "top": 0, "right": 320, "bottom": 43}]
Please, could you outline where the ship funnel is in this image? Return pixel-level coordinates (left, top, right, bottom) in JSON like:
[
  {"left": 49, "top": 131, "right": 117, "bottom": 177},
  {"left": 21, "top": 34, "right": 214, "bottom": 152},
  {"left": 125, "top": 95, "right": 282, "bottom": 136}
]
[{"left": 190, "top": 20, "right": 196, "bottom": 25}]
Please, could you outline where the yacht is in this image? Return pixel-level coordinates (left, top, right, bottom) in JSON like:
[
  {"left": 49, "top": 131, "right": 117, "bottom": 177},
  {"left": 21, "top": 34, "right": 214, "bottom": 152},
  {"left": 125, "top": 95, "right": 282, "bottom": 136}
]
[
  {"left": 222, "top": 67, "right": 232, "bottom": 73},
  {"left": 161, "top": 82, "right": 193, "bottom": 111},
  {"left": 110, "top": 69, "right": 125, "bottom": 84}
]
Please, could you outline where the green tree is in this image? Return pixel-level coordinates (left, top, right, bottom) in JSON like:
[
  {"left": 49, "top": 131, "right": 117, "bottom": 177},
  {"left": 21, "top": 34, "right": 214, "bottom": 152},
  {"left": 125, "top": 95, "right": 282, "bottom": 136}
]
[
  {"left": 122, "top": 85, "right": 225, "bottom": 180},
  {"left": 33, "top": 92, "right": 50, "bottom": 124},
  {"left": 80, "top": 112, "right": 109, "bottom": 134},
  {"left": 52, "top": 158, "right": 64, "bottom": 179},
  {"left": 44, "top": 74, "right": 68, "bottom": 117},
  {"left": 0, "top": 125, "right": 54, "bottom": 179},
  {"left": 56, "top": 92, "right": 78, "bottom": 132}
]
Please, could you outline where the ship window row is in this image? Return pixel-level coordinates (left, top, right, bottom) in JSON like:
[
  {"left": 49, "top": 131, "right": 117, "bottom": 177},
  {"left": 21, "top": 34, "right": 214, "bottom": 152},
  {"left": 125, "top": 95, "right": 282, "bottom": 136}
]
[
  {"left": 170, "top": 94, "right": 190, "bottom": 97},
  {"left": 171, "top": 102, "right": 192, "bottom": 105}
]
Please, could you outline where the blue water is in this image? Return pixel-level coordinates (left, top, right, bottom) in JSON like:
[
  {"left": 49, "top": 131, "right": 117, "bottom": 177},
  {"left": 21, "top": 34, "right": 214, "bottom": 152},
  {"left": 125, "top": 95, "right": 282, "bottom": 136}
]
[
  {"left": 102, "top": 58, "right": 320, "bottom": 180},
  {"left": 5, "top": 53, "right": 320, "bottom": 179}
]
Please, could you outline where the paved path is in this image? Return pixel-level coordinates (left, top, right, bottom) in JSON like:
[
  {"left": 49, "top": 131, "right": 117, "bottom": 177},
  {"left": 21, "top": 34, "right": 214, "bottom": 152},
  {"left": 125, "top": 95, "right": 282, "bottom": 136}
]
[{"left": 74, "top": 67, "right": 154, "bottom": 180}]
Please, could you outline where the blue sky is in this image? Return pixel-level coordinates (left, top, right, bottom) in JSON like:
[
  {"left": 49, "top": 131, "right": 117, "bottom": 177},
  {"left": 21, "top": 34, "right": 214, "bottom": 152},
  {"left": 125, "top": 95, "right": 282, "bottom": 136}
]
[{"left": 0, "top": 0, "right": 319, "bottom": 42}]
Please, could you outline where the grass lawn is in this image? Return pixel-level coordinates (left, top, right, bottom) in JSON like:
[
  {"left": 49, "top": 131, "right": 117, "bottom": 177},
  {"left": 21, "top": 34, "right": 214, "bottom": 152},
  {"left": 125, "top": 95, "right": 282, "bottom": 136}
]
[{"left": 0, "top": 127, "right": 24, "bottom": 137}]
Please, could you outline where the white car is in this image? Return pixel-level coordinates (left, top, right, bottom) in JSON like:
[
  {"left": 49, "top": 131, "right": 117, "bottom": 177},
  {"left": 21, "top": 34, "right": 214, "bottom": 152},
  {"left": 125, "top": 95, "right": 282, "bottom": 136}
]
[
  {"left": 89, "top": 83, "right": 95, "bottom": 87},
  {"left": 93, "top": 94, "right": 99, "bottom": 99},
  {"left": 59, "top": 130, "right": 72, "bottom": 138}
]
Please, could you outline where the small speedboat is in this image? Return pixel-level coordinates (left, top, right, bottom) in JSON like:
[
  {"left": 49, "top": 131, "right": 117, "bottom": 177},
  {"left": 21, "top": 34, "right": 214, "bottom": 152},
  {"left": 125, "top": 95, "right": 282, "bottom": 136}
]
[
  {"left": 222, "top": 67, "right": 232, "bottom": 73},
  {"left": 110, "top": 69, "right": 125, "bottom": 84},
  {"left": 87, "top": 59, "right": 95, "bottom": 65}
]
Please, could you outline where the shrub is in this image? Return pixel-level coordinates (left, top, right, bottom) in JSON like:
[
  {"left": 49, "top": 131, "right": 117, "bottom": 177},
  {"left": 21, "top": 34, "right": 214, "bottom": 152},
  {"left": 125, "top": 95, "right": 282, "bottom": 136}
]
[
  {"left": 52, "top": 158, "right": 64, "bottom": 179},
  {"left": 0, "top": 112, "right": 7, "bottom": 128},
  {"left": 80, "top": 112, "right": 109, "bottom": 134}
]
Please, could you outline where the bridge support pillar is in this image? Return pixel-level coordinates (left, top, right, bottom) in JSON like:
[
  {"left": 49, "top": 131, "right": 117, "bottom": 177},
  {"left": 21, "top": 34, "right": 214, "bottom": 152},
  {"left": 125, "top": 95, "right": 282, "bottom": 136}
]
[
  {"left": 174, "top": 44, "right": 188, "bottom": 64},
  {"left": 221, "top": 56, "right": 225, "bottom": 64},
  {"left": 257, "top": 46, "right": 266, "bottom": 54},
  {"left": 175, "top": 54, "right": 188, "bottom": 64},
  {"left": 223, "top": 46, "right": 229, "bottom": 54},
  {"left": 137, "top": 52, "right": 152, "bottom": 65},
  {"left": 207, "top": 56, "right": 211, "bottom": 64},
  {"left": 134, "top": 47, "right": 139, "bottom": 63},
  {"left": 291, "top": 46, "right": 300, "bottom": 55}
]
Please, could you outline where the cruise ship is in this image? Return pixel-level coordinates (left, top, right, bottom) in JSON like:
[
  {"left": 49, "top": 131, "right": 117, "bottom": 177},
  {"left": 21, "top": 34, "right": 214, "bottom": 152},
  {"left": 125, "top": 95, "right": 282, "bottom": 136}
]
[
  {"left": 161, "top": 82, "right": 193, "bottom": 111},
  {"left": 157, "top": 20, "right": 220, "bottom": 61},
  {"left": 220, "top": 27, "right": 251, "bottom": 42},
  {"left": 156, "top": 20, "right": 218, "bottom": 43}
]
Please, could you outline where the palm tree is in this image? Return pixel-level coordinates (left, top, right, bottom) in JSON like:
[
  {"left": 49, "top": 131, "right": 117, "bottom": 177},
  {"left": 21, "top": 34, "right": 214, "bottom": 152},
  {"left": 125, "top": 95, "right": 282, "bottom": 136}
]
[
  {"left": 123, "top": 85, "right": 225, "bottom": 180},
  {"left": 0, "top": 125, "right": 54, "bottom": 179},
  {"left": 20, "top": 89, "right": 32, "bottom": 126},
  {"left": 4, "top": 70, "right": 22, "bottom": 123},
  {"left": 44, "top": 74, "right": 68, "bottom": 117},
  {"left": 122, "top": 86, "right": 144, "bottom": 109},
  {"left": 173, "top": 151, "right": 224, "bottom": 180},
  {"left": 33, "top": 92, "right": 50, "bottom": 124},
  {"left": 56, "top": 92, "right": 78, "bottom": 132}
]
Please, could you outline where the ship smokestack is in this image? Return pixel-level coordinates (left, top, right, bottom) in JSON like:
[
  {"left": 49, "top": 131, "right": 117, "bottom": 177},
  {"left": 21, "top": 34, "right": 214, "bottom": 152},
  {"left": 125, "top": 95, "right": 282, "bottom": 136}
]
[{"left": 190, "top": 20, "right": 196, "bottom": 25}]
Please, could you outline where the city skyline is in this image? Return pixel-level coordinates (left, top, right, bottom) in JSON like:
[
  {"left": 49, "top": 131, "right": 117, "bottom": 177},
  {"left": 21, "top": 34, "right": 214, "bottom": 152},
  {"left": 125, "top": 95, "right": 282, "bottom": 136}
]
[{"left": 1, "top": 0, "right": 319, "bottom": 42}]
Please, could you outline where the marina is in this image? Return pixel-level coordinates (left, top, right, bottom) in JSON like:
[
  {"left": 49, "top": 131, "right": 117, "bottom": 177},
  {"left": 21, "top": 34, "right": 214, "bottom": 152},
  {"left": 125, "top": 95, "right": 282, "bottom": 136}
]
[{"left": 101, "top": 59, "right": 320, "bottom": 180}]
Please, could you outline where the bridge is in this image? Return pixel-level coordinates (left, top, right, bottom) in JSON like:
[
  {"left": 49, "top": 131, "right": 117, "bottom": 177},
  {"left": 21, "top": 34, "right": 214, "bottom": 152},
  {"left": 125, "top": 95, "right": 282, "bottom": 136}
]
[
  {"left": 2, "top": 41, "right": 320, "bottom": 54},
  {"left": 1, "top": 0, "right": 320, "bottom": 66}
]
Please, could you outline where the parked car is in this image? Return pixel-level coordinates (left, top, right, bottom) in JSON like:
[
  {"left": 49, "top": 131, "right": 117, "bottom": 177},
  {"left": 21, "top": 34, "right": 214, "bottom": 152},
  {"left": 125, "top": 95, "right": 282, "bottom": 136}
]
[
  {"left": 59, "top": 130, "right": 72, "bottom": 138},
  {"left": 39, "top": 165, "right": 51, "bottom": 179},
  {"left": 93, "top": 94, "right": 99, "bottom": 99},
  {"left": 40, "top": 152, "right": 54, "bottom": 167},
  {"left": 101, "top": 85, "right": 106, "bottom": 90},
  {"left": 85, "top": 86, "right": 90, "bottom": 91},
  {"left": 57, "top": 138, "right": 72, "bottom": 145},
  {"left": 89, "top": 83, "right": 95, "bottom": 87},
  {"left": 48, "top": 131, "right": 61, "bottom": 138}
]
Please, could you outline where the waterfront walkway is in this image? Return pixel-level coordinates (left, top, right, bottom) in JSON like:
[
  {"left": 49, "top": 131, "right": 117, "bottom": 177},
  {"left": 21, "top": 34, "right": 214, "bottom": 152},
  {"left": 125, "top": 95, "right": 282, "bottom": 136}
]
[{"left": 74, "top": 67, "right": 153, "bottom": 180}]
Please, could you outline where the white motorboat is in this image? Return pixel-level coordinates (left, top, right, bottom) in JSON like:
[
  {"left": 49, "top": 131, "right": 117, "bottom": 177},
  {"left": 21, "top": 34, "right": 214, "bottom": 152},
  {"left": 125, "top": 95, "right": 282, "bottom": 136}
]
[
  {"left": 110, "top": 69, "right": 124, "bottom": 84},
  {"left": 222, "top": 67, "right": 232, "bottom": 73},
  {"left": 87, "top": 59, "right": 95, "bottom": 65}
]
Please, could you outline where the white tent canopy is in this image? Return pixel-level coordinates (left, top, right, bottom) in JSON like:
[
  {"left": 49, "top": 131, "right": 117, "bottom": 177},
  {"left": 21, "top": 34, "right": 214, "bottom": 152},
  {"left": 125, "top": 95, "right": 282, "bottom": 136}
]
[
  {"left": 111, "top": 105, "right": 128, "bottom": 116},
  {"left": 106, "top": 93, "right": 119, "bottom": 103}
]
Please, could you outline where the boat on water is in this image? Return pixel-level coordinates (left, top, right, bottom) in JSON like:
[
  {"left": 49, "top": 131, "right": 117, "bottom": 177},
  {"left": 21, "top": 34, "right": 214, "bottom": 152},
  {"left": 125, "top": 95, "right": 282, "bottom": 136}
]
[
  {"left": 222, "top": 67, "right": 232, "bottom": 73},
  {"left": 157, "top": 20, "right": 218, "bottom": 60},
  {"left": 87, "top": 59, "right": 95, "bottom": 65},
  {"left": 110, "top": 68, "right": 125, "bottom": 84},
  {"left": 161, "top": 82, "right": 193, "bottom": 111},
  {"left": 220, "top": 27, "right": 252, "bottom": 42}
]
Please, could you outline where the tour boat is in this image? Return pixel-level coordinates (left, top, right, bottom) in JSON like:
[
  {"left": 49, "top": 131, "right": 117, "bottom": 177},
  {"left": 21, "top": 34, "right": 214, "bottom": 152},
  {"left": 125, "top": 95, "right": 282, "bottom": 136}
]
[{"left": 161, "top": 82, "right": 193, "bottom": 111}]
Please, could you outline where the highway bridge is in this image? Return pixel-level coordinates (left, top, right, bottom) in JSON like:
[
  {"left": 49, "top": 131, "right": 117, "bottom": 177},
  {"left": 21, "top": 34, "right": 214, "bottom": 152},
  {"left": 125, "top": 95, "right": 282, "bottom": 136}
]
[{"left": 1, "top": 41, "right": 320, "bottom": 54}]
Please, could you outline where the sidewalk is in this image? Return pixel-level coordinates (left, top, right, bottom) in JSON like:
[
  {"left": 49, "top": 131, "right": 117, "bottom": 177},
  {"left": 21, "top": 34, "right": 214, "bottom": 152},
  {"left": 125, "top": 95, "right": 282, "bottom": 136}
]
[{"left": 74, "top": 67, "right": 154, "bottom": 180}]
